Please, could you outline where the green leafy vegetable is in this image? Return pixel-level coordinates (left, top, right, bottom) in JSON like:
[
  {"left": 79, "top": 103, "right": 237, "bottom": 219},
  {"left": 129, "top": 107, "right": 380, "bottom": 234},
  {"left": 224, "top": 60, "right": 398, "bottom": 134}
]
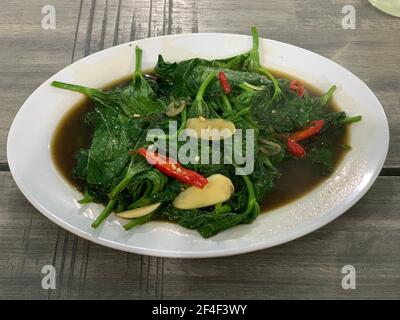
[{"left": 52, "top": 27, "right": 361, "bottom": 237}]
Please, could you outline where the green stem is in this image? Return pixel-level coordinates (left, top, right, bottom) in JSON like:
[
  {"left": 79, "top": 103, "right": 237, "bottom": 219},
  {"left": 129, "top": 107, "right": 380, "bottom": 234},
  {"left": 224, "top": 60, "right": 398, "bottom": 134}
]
[
  {"left": 263, "top": 156, "right": 278, "bottom": 172},
  {"left": 258, "top": 67, "right": 281, "bottom": 103},
  {"left": 208, "top": 102, "right": 221, "bottom": 118},
  {"left": 128, "top": 198, "right": 151, "bottom": 210},
  {"left": 173, "top": 107, "right": 188, "bottom": 138},
  {"left": 249, "top": 26, "right": 260, "bottom": 62},
  {"left": 109, "top": 154, "right": 148, "bottom": 200},
  {"left": 228, "top": 107, "right": 251, "bottom": 121},
  {"left": 319, "top": 85, "right": 336, "bottom": 106},
  {"left": 193, "top": 71, "right": 218, "bottom": 116},
  {"left": 91, "top": 199, "right": 117, "bottom": 228},
  {"left": 51, "top": 81, "right": 98, "bottom": 96},
  {"left": 236, "top": 92, "right": 254, "bottom": 105},
  {"left": 78, "top": 188, "right": 93, "bottom": 204},
  {"left": 240, "top": 82, "right": 264, "bottom": 92},
  {"left": 221, "top": 95, "right": 233, "bottom": 113},
  {"left": 241, "top": 175, "right": 256, "bottom": 215},
  {"left": 232, "top": 161, "right": 257, "bottom": 216},
  {"left": 342, "top": 115, "right": 362, "bottom": 124},
  {"left": 197, "top": 72, "right": 217, "bottom": 100},
  {"left": 239, "top": 83, "right": 255, "bottom": 93},
  {"left": 110, "top": 172, "right": 134, "bottom": 200},
  {"left": 213, "top": 203, "right": 232, "bottom": 215},
  {"left": 123, "top": 212, "right": 156, "bottom": 231},
  {"left": 133, "top": 46, "right": 143, "bottom": 82},
  {"left": 236, "top": 107, "right": 251, "bottom": 117},
  {"left": 127, "top": 181, "right": 153, "bottom": 210},
  {"left": 251, "top": 27, "right": 259, "bottom": 50}
]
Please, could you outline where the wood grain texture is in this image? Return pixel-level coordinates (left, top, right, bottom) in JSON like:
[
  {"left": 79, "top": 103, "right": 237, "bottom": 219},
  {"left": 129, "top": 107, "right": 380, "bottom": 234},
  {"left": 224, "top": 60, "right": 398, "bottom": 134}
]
[
  {"left": 0, "top": 0, "right": 399, "bottom": 166},
  {"left": 0, "top": 172, "right": 399, "bottom": 299},
  {"left": 0, "top": 0, "right": 81, "bottom": 166},
  {"left": 162, "top": 177, "right": 400, "bottom": 299},
  {"left": 0, "top": 0, "right": 399, "bottom": 300}
]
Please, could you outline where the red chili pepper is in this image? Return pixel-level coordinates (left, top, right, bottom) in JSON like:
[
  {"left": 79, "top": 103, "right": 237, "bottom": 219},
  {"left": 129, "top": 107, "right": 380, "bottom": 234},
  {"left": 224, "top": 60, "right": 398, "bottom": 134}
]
[
  {"left": 290, "top": 120, "right": 325, "bottom": 142},
  {"left": 286, "top": 120, "right": 324, "bottom": 158},
  {"left": 218, "top": 71, "right": 231, "bottom": 94},
  {"left": 289, "top": 80, "right": 305, "bottom": 98},
  {"left": 136, "top": 148, "right": 208, "bottom": 189},
  {"left": 287, "top": 138, "right": 305, "bottom": 158}
]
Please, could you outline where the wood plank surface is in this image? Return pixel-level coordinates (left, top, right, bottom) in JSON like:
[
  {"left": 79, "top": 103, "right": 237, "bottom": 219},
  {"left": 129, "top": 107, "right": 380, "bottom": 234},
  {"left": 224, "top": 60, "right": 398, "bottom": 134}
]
[
  {"left": 0, "top": 172, "right": 399, "bottom": 299},
  {"left": 0, "top": 0, "right": 399, "bottom": 167},
  {"left": 0, "top": 0, "right": 399, "bottom": 300}
]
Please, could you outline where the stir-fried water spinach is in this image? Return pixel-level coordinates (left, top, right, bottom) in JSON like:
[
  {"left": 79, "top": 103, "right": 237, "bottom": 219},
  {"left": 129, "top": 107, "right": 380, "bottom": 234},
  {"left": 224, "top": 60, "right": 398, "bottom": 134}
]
[{"left": 51, "top": 27, "right": 361, "bottom": 238}]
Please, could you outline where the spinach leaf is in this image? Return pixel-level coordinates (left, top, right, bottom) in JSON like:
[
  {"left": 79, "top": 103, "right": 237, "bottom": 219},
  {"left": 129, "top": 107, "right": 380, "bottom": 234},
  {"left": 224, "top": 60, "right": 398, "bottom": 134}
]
[
  {"left": 187, "top": 71, "right": 218, "bottom": 118},
  {"left": 161, "top": 167, "right": 260, "bottom": 238},
  {"left": 155, "top": 55, "right": 211, "bottom": 99},
  {"left": 52, "top": 28, "right": 361, "bottom": 236},
  {"left": 308, "top": 147, "right": 334, "bottom": 175}
]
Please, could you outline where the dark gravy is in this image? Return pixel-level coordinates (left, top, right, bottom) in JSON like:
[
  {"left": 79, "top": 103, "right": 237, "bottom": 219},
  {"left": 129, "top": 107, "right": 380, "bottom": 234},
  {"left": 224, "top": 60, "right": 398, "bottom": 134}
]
[{"left": 51, "top": 71, "right": 348, "bottom": 211}]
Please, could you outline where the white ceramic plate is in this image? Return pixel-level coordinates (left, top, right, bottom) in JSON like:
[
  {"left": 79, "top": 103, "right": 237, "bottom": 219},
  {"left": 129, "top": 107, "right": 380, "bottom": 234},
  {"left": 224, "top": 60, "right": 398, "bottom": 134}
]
[{"left": 7, "top": 33, "right": 389, "bottom": 258}]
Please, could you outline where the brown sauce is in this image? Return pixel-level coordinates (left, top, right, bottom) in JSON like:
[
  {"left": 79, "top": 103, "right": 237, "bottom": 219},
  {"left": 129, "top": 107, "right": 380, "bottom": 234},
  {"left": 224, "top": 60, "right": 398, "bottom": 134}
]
[
  {"left": 262, "top": 70, "right": 348, "bottom": 210},
  {"left": 51, "top": 75, "right": 132, "bottom": 187},
  {"left": 51, "top": 71, "right": 348, "bottom": 211}
]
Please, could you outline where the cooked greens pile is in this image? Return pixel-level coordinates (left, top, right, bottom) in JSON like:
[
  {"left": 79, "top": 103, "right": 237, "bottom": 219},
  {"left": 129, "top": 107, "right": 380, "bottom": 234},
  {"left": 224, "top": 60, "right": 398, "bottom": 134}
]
[{"left": 51, "top": 27, "right": 361, "bottom": 238}]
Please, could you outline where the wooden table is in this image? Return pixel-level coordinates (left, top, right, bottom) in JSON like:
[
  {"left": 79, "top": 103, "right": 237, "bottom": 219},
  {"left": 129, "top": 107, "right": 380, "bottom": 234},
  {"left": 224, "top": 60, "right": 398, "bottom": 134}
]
[{"left": 0, "top": 0, "right": 399, "bottom": 299}]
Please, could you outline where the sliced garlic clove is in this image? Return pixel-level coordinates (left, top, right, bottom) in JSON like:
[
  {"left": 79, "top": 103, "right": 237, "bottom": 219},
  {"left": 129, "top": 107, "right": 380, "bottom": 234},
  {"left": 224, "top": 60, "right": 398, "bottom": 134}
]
[
  {"left": 116, "top": 203, "right": 161, "bottom": 219},
  {"left": 166, "top": 100, "right": 186, "bottom": 117},
  {"left": 173, "top": 174, "right": 234, "bottom": 210},
  {"left": 185, "top": 118, "right": 236, "bottom": 140}
]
